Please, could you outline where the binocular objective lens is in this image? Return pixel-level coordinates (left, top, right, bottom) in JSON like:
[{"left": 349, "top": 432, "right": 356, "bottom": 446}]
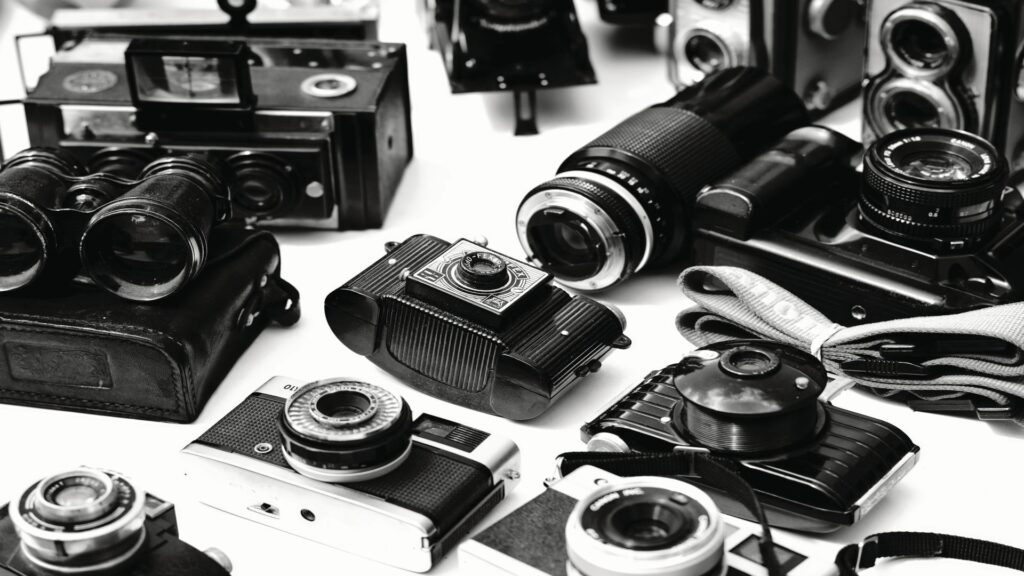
[{"left": 0, "top": 210, "right": 46, "bottom": 291}]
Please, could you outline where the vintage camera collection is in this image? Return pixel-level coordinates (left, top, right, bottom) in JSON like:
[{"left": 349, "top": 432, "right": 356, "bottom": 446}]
[{"left": 2, "top": 0, "right": 1024, "bottom": 575}]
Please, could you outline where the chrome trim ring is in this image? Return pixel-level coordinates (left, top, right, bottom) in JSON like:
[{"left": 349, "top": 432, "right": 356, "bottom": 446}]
[
  {"left": 867, "top": 77, "right": 964, "bottom": 135},
  {"left": 300, "top": 73, "right": 358, "bottom": 99},
  {"left": 284, "top": 380, "right": 404, "bottom": 444},
  {"left": 881, "top": 5, "right": 963, "bottom": 79},
  {"left": 283, "top": 441, "right": 413, "bottom": 483},
  {"left": 671, "top": 21, "right": 746, "bottom": 86}
]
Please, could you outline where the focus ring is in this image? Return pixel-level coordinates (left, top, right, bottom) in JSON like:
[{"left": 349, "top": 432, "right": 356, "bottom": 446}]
[
  {"left": 858, "top": 193, "right": 995, "bottom": 239},
  {"left": 576, "top": 107, "right": 741, "bottom": 205},
  {"left": 538, "top": 176, "right": 646, "bottom": 271},
  {"left": 862, "top": 159, "right": 1004, "bottom": 207}
]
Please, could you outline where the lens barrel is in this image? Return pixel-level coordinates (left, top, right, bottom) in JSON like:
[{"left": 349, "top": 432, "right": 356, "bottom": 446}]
[
  {"left": 860, "top": 128, "right": 1009, "bottom": 251},
  {"left": 80, "top": 155, "right": 227, "bottom": 301},
  {"left": 10, "top": 468, "right": 148, "bottom": 573},
  {"left": 278, "top": 379, "right": 414, "bottom": 483},
  {"left": 0, "top": 148, "right": 85, "bottom": 292},
  {"left": 228, "top": 152, "right": 295, "bottom": 217},
  {"left": 517, "top": 67, "right": 808, "bottom": 291},
  {"left": 565, "top": 476, "right": 725, "bottom": 576}
]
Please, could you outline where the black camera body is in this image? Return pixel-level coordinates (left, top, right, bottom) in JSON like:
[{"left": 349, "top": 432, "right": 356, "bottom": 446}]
[
  {"left": 581, "top": 340, "right": 920, "bottom": 533},
  {"left": 0, "top": 469, "right": 229, "bottom": 576},
  {"left": 325, "top": 235, "right": 631, "bottom": 420},
  {"left": 669, "top": 0, "right": 866, "bottom": 115},
  {"left": 597, "top": 0, "right": 668, "bottom": 25},
  {"left": 182, "top": 376, "right": 521, "bottom": 573},
  {"left": 693, "top": 125, "right": 1024, "bottom": 324},
  {"left": 23, "top": 32, "right": 412, "bottom": 230},
  {"left": 863, "top": 0, "right": 1024, "bottom": 179}
]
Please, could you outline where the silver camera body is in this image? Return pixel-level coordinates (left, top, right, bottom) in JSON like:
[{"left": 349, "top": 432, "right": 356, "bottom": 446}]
[
  {"left": 459, "top": 466, "right": 836, "bottom": 576},
  {"left": 668, "top": 0, "right": 866, "bottom": 114},
  {"left": 863, "top": 0, "right": 1024, "bottom": 174},
  {"left": 181, "top": 376, "right": 521, "bottom": 573}
]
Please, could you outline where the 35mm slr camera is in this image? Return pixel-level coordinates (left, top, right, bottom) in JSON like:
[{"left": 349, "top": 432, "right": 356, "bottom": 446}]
[
  {"left": 325, "top": 235, "right": 631, "bottom": 420},
  {"left": 863, "top": 0, "right": 1024, "bottom": 179},
  {"left": 669, "top": 0, "right": 866, "bottom": 115},
  {"left": 0, "top": 467, "right": 231, "bottom": 576},
  {"left": 23, "top": 29, "right": 412, "bottom": 230},
  {"left": 182, "top": 376, "right": 521, "bottom": 573},
  {"left": 582, "top": 340, "right": 919, "bottom": 533},
  {"left": 460, "top": 465, "right": 835, "bottom": 576},
  {"left": 693, "top": 125, "right": 1024, "bottom": 323}
]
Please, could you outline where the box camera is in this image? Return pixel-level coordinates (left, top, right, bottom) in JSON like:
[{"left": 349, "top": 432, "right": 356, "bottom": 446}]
[
  {"left": 181, "top": 376, "right": 521, "bottom": 573},
  {"left": 863, "top": 0, "right": 1024, "bottom": 179},
  {"left": 459, "top": 465, "right": 836, "bottom": 576},
  {"left": 423, "top": 0, "right": 596, "bottom": 134},
  {"left": 581, "top": 340, "right": 919, "bottom": 533},
  {"left": 22, "top": 29, "right": 412, "bottom": 230},
  {"left": 693, "top": 124, "right": 1024, "bottom": 323},
  {"left": 324, "top": 235, "right": 632, "bottom": 420},
  {"left": 0, "top": 467, "right": 231, "bottom": 576},
  {"left": 668, "top": 0, "right": 866, "bottom": 116}
]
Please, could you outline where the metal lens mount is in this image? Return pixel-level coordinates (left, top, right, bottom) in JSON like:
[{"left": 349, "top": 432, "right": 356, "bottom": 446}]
[
  {"left": 881, "top": 4, "right": 965, "bottom": 78},
  {"left": 279, "top": 379, "right": 414, "bottom": 483},
  {"left": 10, "top": 468, "right": 147, "bottom": 574},
  {"left": 868, "top": 77, "right": 964, "bottom": 135},
  {"left": 565, "top": 476, "right": 725, "bottom": 576}
]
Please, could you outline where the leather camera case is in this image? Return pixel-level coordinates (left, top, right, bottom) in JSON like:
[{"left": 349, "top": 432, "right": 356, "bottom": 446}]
[{"left": 0, "top": 226, "right": 300, "bottom": 422}]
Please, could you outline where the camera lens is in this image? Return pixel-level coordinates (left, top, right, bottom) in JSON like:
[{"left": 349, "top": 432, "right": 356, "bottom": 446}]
[
  {"left": 11, "top": 469, "right": 147, "bottom": 573},
  {"left": 517, "top": 67, "right": 808, "bottom": 291},
  {"left": 228, "top": 152, "right": 295, "bottom": 217},
  {"left": 684, "top": 32, "right": 729, "bottom": 75},
  {"left": 885, "top": 90, "right": 941, "bottom": 129},
  {"left": 0, "top": 148, "right": 85, "bottom": 292},
  {"left": 673, "top": 341, "right": 826, "bottom": 455},
  {"left": 893, "top": 19, "right": 947, "bottom": 69},
  {"left": 457, "top": 251, "right": 510, "bottom": 290},
  {"left": 88, "top": 148, "right": 155, "bottom": 179},
  {"left": 279, "top": 379, "right": 413, "bottom": 483},
  {"left": 566, "top": 476, "right": 724, "bottom": 576},
  {"left": 860, "top": 128, "right": 1009, "bottom": 251},
  {"left": 882, "top": 4, "right": 966, "bottom": 75},
  {"left": 80, "top": 156, "right": 227, "bottom": 301}
]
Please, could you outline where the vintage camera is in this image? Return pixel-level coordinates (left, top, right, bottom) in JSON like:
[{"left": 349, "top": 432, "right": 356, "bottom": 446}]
[
  {"left": 581, "top": 340, "right": 920, "bottom": 533},
  {"left": 863, "top": 0, "right": 1024, "bottom": 179},
  {"left": 423, "top": 0, "right": 596, "bottom": 134},
  {"left": 598, "top": 0, "right": 669, "bottom": 25},
  {"left": 181, "top": 376, "right": 521, "bottom": 573},
  {"left": 460, "top": 465, "right": 835, "bottom": 576},
  {"left": 0, "top": 467, "right": 231, "bottom": 576},
  {"left": 0, "top": 147, "right": 232, "bottom": 301},
  {"left": 668, "top": 0, "right": 866, "bottom": 115},
  {"left": 22, "top": 29, "right": 412, "bottom": 230},
  {"left": 324, "top": 235, "right": 631, "bottom": 420},
  {"left": 693, "top": 124, "right": 1024, "bottom": 323},
  {"left": 516, "top": 67, "right": 808, "bottom": 292}
]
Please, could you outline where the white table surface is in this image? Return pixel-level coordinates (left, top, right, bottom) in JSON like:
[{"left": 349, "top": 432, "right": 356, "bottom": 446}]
[{"left": 0, "top": 1, "right": 1021, "bottom": 574}]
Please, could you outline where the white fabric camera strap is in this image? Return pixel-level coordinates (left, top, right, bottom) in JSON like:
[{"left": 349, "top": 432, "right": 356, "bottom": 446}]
[{"left": 675, "top": 266, "right": 1024, "bottom": 423}]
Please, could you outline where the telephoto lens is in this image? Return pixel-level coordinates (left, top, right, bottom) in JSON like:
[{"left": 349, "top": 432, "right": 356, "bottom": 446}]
[
  {"left": 79, "top": 155, "right": 230, "bottom": 301},
  {"left": 516, "top": 67, "right": 809, "bottom": 291},
  {"left": 859, "top": 127, "right": 1009, "bottom": 252},
  {"left": 278, "top": 379, "right": 414, "bottom": 482},
  {"left": 10, "top": 468, "right": 149, "bottom": 573},
  {"left": 0, "top": 148, "right": 85, "bottom": 292},
  {"left": 564, "top": 476, "right": 725, "bottom": 576}
]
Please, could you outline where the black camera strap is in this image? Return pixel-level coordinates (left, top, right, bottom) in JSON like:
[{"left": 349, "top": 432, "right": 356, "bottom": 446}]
[
  {"left": 835, "top": 532, "right": 1024, "bottom": 574},
  {"left": 556, "top": 451, "right": 783, "bottom": 576}
]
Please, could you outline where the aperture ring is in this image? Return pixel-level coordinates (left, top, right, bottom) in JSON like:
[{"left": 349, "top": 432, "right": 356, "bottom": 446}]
[
  {"left": 863, "top": 160, "right": 1003, "bottom": 208},
  {"left": 858, "top": 193, "right": 996, "bottom": 240}
]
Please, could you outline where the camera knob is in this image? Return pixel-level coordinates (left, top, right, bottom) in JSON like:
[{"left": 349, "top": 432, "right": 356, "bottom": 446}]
[{"left": 807, "top": 0, "right": 862, "bottom": 40}]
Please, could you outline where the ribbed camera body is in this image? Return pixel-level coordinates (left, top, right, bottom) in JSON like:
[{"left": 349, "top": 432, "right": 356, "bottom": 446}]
[
  {"left": 324, "top": 235, "right": 631, "bottom": 420},
  {"left": 181, "top": 376, "right": 520, "bottom": 573},
  {"left": 863, "top": 0, "right": 1024, "bottom": 177},
  {"left": 0, "top": 469, "right": 229, "bottom": 576},
  {"left": 425, "top": 0, "right": 595, "bottom": 95},
  {"left": 459, "top": 465, "right": 835, "bottom": 576},
  {"left": 581, "top": 341, "right": 919, "bottom": 534},
  {"left": 668, "top": 0, "right": 866, "bottom": 115},
  {"left": 23, "top": 33, "right": 411, "bottom": 230},
  {"left": 693, "top": 125, "right": 1024, "bottom": 324}
]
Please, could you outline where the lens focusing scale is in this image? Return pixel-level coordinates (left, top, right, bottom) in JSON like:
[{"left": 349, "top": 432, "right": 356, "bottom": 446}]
[
  {"left": 566, "top": 476, "right": 725, "bottom": 576},
  {"left": 279, "top": 379, "right": 413, "bottom": 483},
  {"left": 672, "top": 341, "right": 827, "bottom": 456}
]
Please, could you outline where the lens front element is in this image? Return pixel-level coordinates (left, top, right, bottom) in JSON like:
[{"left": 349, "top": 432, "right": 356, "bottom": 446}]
[{"left": 0, "top": 207, "right": 48, "bottom": 292}]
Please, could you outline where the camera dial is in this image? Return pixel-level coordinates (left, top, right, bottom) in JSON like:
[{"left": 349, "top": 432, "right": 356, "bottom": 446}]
[
  {"left": 672, "top": 341, "right": 827, "bottom": 456},
  {"left": 279, "top": 379, "right": 414, "bottom": 483},
  {"left": 11, "top": 468, "right": 148, "bottom": 573},
  {"left": 565, "top": 476, "right": 725, "bottom": 576},
  {"left": 860, "top": 128, "right": 1009, "bottom": 252}
]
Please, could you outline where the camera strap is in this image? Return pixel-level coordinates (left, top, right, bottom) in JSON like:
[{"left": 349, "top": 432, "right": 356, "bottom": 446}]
[
  {"left": 556, "top": 451, "right": 784, "bottom": 576},
  {"left": 835, "top": 532, "right": 1024, "bottom": 574},
  {"left": 675, "top": 266, "right": 1024, "bottom": 422}
]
